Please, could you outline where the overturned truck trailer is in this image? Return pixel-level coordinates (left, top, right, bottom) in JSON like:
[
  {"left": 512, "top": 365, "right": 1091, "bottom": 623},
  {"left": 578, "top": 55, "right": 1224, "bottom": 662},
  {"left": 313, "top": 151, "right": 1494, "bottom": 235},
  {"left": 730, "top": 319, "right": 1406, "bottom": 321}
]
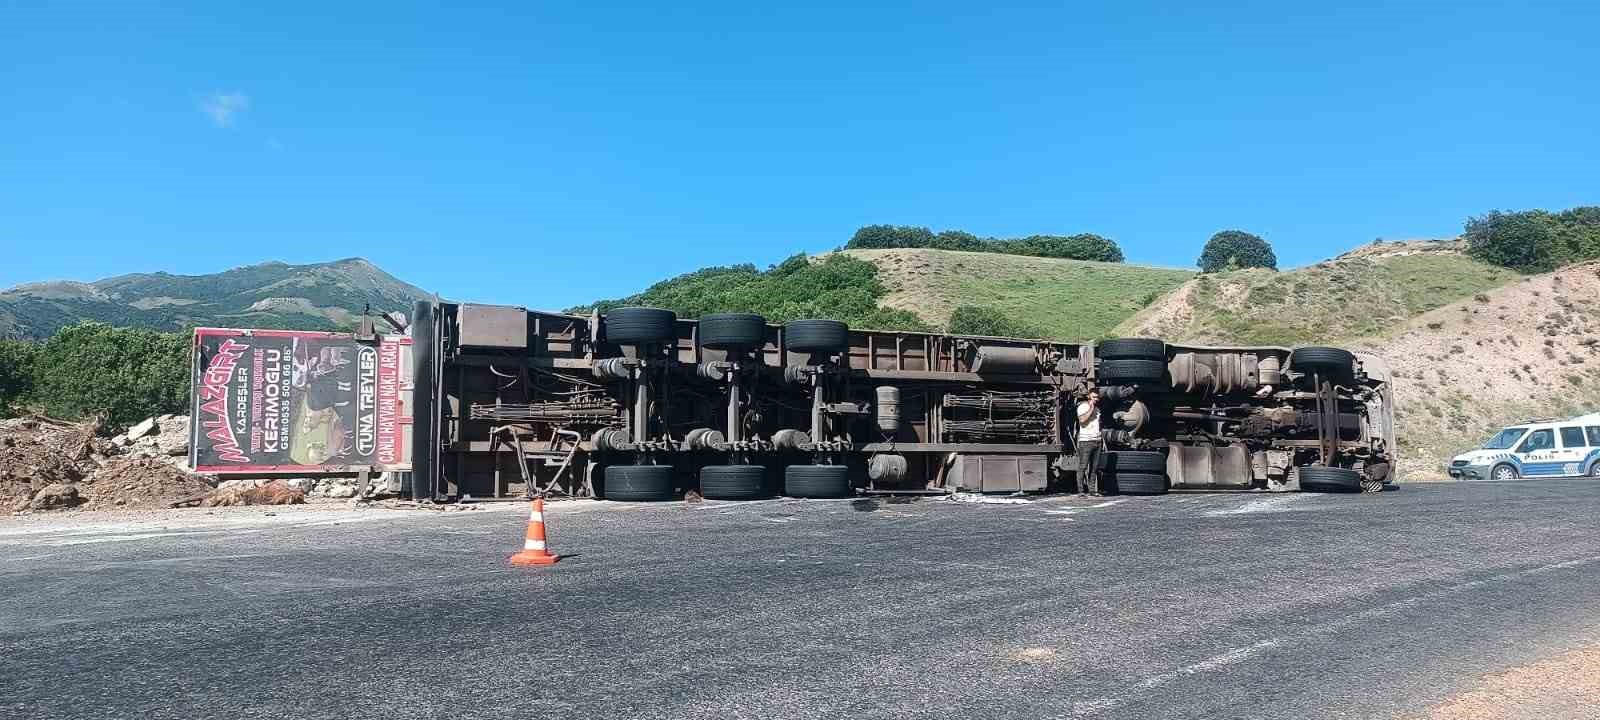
[{"left": 406, "top": 302, "right": 1395, "bottom": 501}]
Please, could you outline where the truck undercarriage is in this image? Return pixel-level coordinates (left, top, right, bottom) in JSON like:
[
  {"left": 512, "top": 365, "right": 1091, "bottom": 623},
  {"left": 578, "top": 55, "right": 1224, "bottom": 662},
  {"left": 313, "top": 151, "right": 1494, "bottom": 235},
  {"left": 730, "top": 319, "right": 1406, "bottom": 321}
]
[{"left": 408, "top": 302, "right": 1396, "bottom": 501}]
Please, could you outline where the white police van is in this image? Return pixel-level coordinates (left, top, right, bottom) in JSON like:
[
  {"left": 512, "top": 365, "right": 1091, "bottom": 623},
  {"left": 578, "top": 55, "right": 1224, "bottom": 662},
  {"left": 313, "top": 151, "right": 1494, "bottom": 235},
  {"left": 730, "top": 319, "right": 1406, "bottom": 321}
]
[{"left": 1448, "top": 414, "right": 1600, "bottom": 480}]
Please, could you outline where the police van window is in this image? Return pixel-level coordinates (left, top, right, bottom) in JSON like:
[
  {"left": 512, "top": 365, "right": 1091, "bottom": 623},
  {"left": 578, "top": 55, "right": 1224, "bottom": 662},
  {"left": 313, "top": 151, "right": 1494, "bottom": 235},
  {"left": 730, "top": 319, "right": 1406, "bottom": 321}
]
[
  {"left": 1519, "top": 429, "right": 1554, "bottom": 453},
  {"left": 1588, "top": 427, "right": 1600, "bottom": 446},
  {"left": 1560, "top": 426, "right": 1587, "bottom": 448}
]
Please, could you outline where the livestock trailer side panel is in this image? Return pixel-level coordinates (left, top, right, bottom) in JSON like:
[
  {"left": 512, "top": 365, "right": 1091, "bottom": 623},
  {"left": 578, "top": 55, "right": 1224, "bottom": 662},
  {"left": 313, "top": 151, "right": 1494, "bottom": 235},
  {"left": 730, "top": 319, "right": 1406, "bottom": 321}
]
[{"left": 189, "top": 327, "right": 414, "bottom": 476}]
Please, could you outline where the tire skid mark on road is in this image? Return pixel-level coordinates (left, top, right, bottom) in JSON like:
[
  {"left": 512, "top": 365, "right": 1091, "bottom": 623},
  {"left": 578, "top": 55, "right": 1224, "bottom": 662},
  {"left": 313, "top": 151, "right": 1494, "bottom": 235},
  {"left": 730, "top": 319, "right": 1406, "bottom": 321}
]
[{"left": 1066, "top": 552, "right": 1600, "bottom": 717}]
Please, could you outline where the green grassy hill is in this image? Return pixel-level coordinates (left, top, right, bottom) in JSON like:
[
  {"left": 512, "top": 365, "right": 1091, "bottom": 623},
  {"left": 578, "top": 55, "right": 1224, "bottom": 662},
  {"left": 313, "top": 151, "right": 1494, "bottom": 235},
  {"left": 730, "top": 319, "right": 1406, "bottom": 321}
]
[
  {"left": 1113, "top": 241, "right": 1516, "bottom": 345},
  {"left": 844, "top": 248, "right": 1194, "bottom": 340}
]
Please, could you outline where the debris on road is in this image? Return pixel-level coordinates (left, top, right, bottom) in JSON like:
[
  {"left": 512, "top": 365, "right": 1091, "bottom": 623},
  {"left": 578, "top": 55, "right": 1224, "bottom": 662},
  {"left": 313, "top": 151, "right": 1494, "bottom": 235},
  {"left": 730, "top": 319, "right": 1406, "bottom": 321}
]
[
  {"left": 2, "top": 413, "right": 402, "bottom": 515},
  {"left": 2, "top": 416, "right": 217, "bottom": 514},
  {"left": 947, "top": 492, "right": 1032, "bottom": 505}
]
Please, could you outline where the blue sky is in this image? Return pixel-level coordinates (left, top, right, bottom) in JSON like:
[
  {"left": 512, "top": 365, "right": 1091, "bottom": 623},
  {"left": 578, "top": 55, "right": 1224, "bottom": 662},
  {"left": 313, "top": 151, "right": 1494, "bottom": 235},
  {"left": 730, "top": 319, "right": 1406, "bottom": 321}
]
[{"left": 2, "top": 1, "right": 1596, "bottom": 309}]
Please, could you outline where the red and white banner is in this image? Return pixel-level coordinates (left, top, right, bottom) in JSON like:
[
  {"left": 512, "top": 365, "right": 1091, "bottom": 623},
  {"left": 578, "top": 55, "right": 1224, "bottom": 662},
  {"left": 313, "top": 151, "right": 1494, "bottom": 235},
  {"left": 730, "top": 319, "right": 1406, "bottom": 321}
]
[{"left": 189, "top": 328, "right": 412, "bottom": 474}]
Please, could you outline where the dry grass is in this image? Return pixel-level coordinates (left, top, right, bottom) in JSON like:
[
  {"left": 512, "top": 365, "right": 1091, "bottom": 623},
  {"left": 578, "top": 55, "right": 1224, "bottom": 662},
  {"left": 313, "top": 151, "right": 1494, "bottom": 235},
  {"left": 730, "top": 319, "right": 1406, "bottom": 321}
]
[
  {"left": 844, "top": 248, "right": 1192, "bottom": 341},
  {"left": 1351, "top": 261, "right": 1600, "bottom": 480},
  {"left": 1117, "top": 241, "right": 1514, "bottom": 345}
]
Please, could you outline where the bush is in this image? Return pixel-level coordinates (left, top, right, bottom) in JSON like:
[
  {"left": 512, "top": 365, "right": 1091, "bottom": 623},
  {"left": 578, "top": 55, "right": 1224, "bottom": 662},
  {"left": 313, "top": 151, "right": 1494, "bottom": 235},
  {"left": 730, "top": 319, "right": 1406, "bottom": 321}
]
[
  {"left": 575, "top": 254, "right": 930, "bottom": 331},
  {"left": 1463, "top": 210, "right": 1558, "bottom": 272},
  {"left": 846, "top": 226, "right": 1125, "bottom": 262},
  {"left": 992, "top": 234, "right": 1124, "bottom": 262},
  {"left": 28, "top": 322, "right": 190, "bottom": 427},
  {"left": 0, "top": 339, "right": 38, "bottom": 417},
  {"left": 1198, "top": 230, "right": 1278, "bottom": 272},
  {"left": 930, "top": 230, "right": 984, "bottom": 252},
  {"left": 847, "top": 225, "right": 936, "bottom": 250},
  {"left": 1553, "top": 206, "right": 1600, "bottom": 263},
  {"left": 947, "top": 306, "right": 1045, "bottom": 338}
]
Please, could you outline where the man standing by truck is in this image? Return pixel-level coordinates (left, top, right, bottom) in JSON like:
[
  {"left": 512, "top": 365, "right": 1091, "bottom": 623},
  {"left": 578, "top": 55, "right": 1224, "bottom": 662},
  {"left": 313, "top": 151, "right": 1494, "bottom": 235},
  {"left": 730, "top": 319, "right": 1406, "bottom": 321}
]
[{"left": 1076, "top": 389, "right": 1102, "bottom": 495}]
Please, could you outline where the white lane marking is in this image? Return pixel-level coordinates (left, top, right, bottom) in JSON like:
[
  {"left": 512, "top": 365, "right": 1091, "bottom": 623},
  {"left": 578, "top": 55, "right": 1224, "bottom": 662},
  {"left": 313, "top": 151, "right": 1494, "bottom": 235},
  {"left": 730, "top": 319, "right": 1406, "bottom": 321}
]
[
  {"left": 1088, "top": 500, "right": 1127, "bottom": 509},
  {"left": 1067, "top": 553, "right": 1600, "bottom": 716},
  {"left": 1206, "top": 494, "right": 1310, "bottom": 516},
  {"left": 20, "top": 529, "right": 242, "bottom": 547}
]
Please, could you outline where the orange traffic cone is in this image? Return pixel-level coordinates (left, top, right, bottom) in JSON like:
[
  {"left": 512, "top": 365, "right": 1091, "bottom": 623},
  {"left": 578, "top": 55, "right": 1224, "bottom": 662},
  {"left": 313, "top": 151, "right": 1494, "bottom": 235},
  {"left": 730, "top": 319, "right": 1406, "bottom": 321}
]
[{"left": 509, "top": 497, "right": 560, "bottom": 567}]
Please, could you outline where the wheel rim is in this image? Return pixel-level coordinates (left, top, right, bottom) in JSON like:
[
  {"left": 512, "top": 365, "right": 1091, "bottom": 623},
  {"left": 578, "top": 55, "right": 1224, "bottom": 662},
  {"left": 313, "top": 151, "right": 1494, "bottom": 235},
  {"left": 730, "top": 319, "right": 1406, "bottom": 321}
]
[{"left": 1493, "top": 466, "right": 1515, "bottom": 481}]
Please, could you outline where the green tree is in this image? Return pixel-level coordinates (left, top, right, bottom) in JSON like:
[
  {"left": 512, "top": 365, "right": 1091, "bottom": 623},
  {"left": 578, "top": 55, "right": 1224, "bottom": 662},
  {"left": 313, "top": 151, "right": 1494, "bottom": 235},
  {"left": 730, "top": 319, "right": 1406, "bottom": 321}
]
[
  {"left": 995, "top": 234, "right": 1124, "bottom": 262},
  {"left": 847, "top": 225, "right": 936, "bottom": 249},
  {"left": 1552, "top": 206, "right": 1600, "bottom": 263},
  {"left": 0, "top": 339, "right": 38, "bottom": 417},
  {"left": 947, "top": 305, "right": 1045, "bottom": 338},
  {"left": 849, "top": 225, "right": 1126, "bottom": 262},
  {"left": 930, "top": 230, "right": 984, "bottom": 252},
  {"left": 1197, "top": 230, "right": 1278, "bottom": 272},
  {"left": 29, "top": 322, "right": 190, "bottom": 427},
  {"left": 572, "top": 254, "right": 930, "bottom": 331},
  {"left": 1463, "top": 210, "right": 1558, "bottom": 272}
]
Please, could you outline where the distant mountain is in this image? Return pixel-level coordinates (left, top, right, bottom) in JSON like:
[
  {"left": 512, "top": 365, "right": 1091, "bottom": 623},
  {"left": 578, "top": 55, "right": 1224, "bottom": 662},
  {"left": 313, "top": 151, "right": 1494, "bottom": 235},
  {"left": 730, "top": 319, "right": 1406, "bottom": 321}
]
[{"left": 0, "top": 258, "right": 430, "bottom": 340}]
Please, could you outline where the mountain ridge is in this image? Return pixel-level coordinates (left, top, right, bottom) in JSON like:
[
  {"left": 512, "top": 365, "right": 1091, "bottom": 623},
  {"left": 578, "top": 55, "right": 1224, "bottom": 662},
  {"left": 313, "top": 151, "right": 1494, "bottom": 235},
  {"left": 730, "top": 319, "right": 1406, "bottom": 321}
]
[{"left": 0, "top": 257, "right": 429, "bottom": 340}]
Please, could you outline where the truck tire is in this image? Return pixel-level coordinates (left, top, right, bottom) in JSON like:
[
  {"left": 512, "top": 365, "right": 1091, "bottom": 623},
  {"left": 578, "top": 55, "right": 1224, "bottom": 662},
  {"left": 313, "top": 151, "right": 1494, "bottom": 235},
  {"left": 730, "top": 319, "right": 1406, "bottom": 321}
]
[
  {"left": 602, "top": 464, "right": 675, "bottom": 501},
  {"left": 1291, "top": 346, "right": 1354, "bottom": 379},
  {"left": 698, "top": 313, "right": 767, "bottom": 350},
  {"left": 1103, "top": 450, "right": 1166, "bottom": 474},
  {"left": 605, "top": 307, "right": 678, "bottom": 345},
  {"left": 784, "top": 464, "right": 853, "bottom": 498},
  {"left": 1099, "top": 359, "right": 1166, "bottom": 383},
  {"left": 784, "top": 319, "right": 849, "bottom": 353},
  {"left": 1110, "top": 472, "right": 1167, "bottom": 495},
  {"left": 1096, "top": 338, "right": 1166, "bottom": 361},
  {"left": 1298, "top": 465, "right": 1362, "bottom": 493},
  {"left": 699, "top": 465, "right": 768, "bottom": 500}
]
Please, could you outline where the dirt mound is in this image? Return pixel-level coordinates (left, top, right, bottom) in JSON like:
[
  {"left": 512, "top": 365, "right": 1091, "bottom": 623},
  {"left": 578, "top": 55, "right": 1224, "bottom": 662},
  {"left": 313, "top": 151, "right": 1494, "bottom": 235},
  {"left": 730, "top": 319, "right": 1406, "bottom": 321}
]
[
  {"left": 1, "top": 416, "right": 216, "bottom": 514},
  {"left": 78, "top": 457, "right": 215, "bottom": 509}
]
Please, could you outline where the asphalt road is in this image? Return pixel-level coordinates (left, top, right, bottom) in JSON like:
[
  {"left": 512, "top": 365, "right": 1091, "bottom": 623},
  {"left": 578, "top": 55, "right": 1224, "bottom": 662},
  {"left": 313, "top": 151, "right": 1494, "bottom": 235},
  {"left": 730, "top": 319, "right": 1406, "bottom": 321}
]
[{"left": 5, "top": 480, "right": 1600, "bottom": 720}]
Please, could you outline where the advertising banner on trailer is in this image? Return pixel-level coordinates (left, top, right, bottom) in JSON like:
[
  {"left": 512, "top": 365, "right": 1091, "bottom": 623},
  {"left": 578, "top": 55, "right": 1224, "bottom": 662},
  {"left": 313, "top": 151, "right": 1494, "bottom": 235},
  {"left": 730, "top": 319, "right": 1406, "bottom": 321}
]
[{"left": 189, "top": 328, "right": 413, "bottom": 474}]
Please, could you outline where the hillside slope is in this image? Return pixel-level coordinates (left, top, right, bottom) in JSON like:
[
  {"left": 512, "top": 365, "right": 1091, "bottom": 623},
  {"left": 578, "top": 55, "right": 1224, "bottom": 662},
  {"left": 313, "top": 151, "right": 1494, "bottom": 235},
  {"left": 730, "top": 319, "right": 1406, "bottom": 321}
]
[
  {"left": 1349, "top": 261, "right": 1600, "bottom": 480},
  {"left": 0, "top": 258, "right": 428, "bottom": 340},
  {"left": 1115, "top": 241, "right": 1516, "bottom": 345},
  {"left": 845, "top": 248, "right": 1193, "bottom": 341}
]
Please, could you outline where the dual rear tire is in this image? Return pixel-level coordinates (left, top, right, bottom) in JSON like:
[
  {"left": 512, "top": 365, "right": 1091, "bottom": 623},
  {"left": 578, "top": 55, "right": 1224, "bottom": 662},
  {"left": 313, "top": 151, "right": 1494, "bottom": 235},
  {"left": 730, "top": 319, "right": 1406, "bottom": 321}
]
[
  {"left": 784, "top": 464, "right": 853, "bottom": 498},
  {"left": 699, "top": 465, "right": 769, "bottom": 500},
  {"left": 1102, "top": 450, "right": 1168, "bottom": 495},
  {"left": 604, "top": 307, "right": 678, "bottom": 345},
  {"left": 601, "top": 464, "right": 675, "bottom": 502},
  {"left": 1299, "top": 465, "right": 1362, "bottom": 493},
  {"left": 601, "top": 463, "right": 853, "bottom": 500}
]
